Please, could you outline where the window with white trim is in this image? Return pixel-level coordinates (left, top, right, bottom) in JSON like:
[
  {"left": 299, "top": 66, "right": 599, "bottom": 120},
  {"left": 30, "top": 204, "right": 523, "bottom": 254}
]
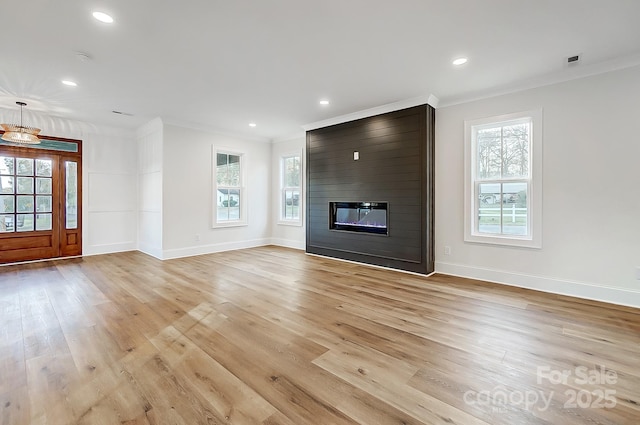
[
  {"left": 280, "top": 154, "right": 301, "bottom": 224},
  {"left": 464, "top": 110, "right": 542, "bottom": 248},
  {"left": 214, "top": 151, "right": 245, "bottom": 225}
]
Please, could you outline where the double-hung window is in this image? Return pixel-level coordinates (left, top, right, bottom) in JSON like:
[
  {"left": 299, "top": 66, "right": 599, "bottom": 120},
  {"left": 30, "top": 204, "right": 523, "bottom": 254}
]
[
  {"left": 464, "top": 110, "right": 542, "bottom": 248},
  {"left": 280, "top": 154, "right": 301, "bottom": 224},
  {"left": 215, "top": 151, "right": 244, "bottom": 226}
]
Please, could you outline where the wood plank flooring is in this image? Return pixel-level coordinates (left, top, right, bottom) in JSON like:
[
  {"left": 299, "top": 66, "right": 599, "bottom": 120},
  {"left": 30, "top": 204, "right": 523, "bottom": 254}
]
[{"left": 1, "top": 246, "right": 639, "bottom": 424}]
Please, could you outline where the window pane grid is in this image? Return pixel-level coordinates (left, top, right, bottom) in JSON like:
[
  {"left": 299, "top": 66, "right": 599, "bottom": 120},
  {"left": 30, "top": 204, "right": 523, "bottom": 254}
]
[
  {"left": 0, "top": 155, "right": 59, "bottom": 233},
  {"left": 36, "top": 177, "right": 52, "bottom": 194},
  {"left": 476, "top": 181, "right": 529, "bottom": 236},
  {"left": 16, "top": 214, "right": 34, "bottom": 232},
  {"left": 282, "top": 189, "right": 300, "bottom": 220},
  {"left": 0, "top": 214, "right": 12, "bottom": 232},
  {"left": 36, "top": 213, "right": 52, "bottom": 231},
  {"left": 0, "top": 176, "right": 14, "bottom": 194},
  {"left": 215, "top": 152, "right": 242, "bottom": 223},
  {"left": 465, "top": 110, "right": 541, "bottom": 248},
  {"left": 16, "top": 158, "right": 34, "bottom": 176},
  {"left": 0, "top": 157, "right": 15, "bottom": 175},
  {"left": 36, "top": 159, "right": 53, "bottom": 177},
  {"left": 474, "top": 118, "right": 531, "bottom": 238},
  {"left": 281, "top": 155, "right": 301, "bottom": 221}
]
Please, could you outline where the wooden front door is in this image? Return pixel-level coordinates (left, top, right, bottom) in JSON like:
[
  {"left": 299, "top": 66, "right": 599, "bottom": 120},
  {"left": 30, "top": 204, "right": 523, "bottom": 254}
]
[{"left": 0, "top": 136, "right": 82, "bottom": 263}]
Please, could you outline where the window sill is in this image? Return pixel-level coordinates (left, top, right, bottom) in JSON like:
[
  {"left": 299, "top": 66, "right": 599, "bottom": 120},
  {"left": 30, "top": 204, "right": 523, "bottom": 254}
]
[
  {"left": 213, "top": 221, "right": 248, "bottom": 229},
  {"left": 465, "top": 233, "right": 541, "bottom": 249},
  {"left": 277, "top": 220, "right": 303, "bottom": 227}
]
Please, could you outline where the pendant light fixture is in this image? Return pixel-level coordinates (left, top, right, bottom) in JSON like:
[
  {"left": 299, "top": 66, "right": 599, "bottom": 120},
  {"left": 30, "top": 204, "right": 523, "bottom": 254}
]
[{"left": 1, "top": 101, "right": 41, "bottom": 145}]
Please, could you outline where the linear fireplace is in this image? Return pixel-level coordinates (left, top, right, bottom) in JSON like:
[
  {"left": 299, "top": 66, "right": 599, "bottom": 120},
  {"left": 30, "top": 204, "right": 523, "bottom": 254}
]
[{"left": 329, "top": 202, "right": 388, "bottom": 235}]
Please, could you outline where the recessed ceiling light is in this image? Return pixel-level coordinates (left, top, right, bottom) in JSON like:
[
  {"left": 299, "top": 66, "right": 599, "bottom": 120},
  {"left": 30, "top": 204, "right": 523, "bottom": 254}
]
[
  {"left": 92, "top": 11, "right": 114, "bottom": 23},
  {"left": 62, "top": 80, "right": 77, "bottom": 87},
  {"left": 249, "top": 123, "right": 257, "bottom": 127},
  {"left": 452, "top": 57, "right": 468, "bottom": 66},
  {"left": 319, "top": 100, "right": 330, "bottom": 105}
]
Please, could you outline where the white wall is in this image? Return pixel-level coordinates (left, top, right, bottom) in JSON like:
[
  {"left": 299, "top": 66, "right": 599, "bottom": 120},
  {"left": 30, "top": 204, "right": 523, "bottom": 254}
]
[
  {"left": 435, "top": 65, "right": 640, "bottom": 307},
  {"left": 161, "top": 124, "right": 271, "bottom": 259},
  {"left": 270, "top": 136, "right": 306, "bottom": 249},
  {"left": 5, "top": 67, "right": 640, "bottom": 309},
  {"left": 83, "top": 131, "right": 137, "bottom": 255},
  {"left": 0, "top": 108, "right": 137, "bottom": 256},
  {"left": 137, "top": 118, "right": 163, "bottom": 258}
]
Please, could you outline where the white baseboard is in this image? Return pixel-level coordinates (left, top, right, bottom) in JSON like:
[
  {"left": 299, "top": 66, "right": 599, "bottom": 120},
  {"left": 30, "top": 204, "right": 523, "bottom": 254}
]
[
  {"left": 137, "top": 242, "right": 163, "bottom": 260},
  {"left": 436, "top": 261, "right": 640, "bottom": 309},
  {"left": 83, "top": 242, "right": 137, "bottom": 257},
  {"left": 270, "top": 238, "right": 305, "bottom": 250},
  {"left": 162, "top": 238, "right": 271, "bottom": 260}
]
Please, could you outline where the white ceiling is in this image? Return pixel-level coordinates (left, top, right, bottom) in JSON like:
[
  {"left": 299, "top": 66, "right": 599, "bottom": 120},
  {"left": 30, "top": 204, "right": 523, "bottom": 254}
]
[{"left": 2, "top": 0, "right": 640, "bottom": 140}]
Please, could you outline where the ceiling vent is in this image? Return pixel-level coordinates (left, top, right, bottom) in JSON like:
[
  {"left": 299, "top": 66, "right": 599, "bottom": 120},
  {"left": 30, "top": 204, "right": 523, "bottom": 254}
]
[
  {"left": 112, "top": 110, "right": 133, "bottom": 116},
  {"left": 567, "top": 54, "right": 580, "bottom": 65}
]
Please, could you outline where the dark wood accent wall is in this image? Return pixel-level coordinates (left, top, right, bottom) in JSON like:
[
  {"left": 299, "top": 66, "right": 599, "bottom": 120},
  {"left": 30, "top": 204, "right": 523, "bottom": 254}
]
[{"left": 306, "top": 104, "right": 434, "bottom": 274}]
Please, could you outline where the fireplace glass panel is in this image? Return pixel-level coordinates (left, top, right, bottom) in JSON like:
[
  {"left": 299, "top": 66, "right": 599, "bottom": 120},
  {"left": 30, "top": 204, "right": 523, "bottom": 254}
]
[{"left": 330, "top": 202, "right": 388, "bottom": 235}]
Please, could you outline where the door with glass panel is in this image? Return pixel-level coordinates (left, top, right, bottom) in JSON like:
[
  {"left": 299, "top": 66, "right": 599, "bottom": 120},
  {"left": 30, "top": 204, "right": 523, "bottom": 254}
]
[
  {"left": 0, "top": 138, "right": 82, "bottom": 263},
  {"left": 59, "top": 157, "right": 81, "bottom": 257}
]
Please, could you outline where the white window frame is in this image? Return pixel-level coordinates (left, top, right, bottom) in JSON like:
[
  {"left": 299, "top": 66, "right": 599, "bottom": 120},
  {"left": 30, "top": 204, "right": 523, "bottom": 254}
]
[
  {"left": 464, "top": 109, "right": 542, "bottom": 248},
  {"left": 278, "top": 151, "right": 303, "bottom": 226},
  {"left": 212, "top": 147, "right": 247, "bottom": 228}
]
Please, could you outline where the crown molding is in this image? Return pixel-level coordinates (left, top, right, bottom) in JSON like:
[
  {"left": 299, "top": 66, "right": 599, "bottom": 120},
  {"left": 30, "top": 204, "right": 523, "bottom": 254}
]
[
  {"left": 302, "top": 93, "right": 439, "bottom": 132},
  {"left": 438, "top": 54, "right": 640, "bottom": 109},
  {"left": 162, "top": 118, "right": 271, "bottom": 144}
]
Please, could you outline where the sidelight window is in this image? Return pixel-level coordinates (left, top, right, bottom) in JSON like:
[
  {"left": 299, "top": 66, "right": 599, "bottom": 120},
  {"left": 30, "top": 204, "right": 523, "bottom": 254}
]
[{"left": 66, "top": 161, "right": 78, "bottom": 229}]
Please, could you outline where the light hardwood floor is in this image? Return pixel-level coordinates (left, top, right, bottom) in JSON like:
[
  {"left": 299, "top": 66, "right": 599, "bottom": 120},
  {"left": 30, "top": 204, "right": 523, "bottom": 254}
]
[{"left": 1, "top": 246, "right": 639, "bottom": 424}]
